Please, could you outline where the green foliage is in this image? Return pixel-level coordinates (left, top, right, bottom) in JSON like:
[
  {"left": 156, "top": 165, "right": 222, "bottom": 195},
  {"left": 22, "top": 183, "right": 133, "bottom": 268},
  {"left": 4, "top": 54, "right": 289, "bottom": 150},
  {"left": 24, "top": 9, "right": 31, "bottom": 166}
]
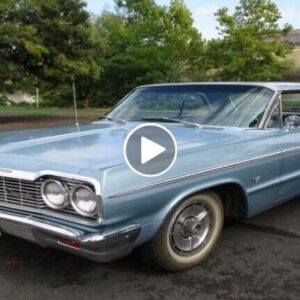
[
  {"left": 0, "top": 95, "right": 10, "bottom": 107},
  {"left": 0, "top": 0, "right": 296, "bottom": 107},
  {"left": 206, "top": 0, "right": 293, "bottom": 81},
  {"left": 281, "top": 67, "right": 300, "bottom": 81},
  {"left": 0, "top": 0, "right": 100, "bottom": 93},
  {"left": 95, "top": 0, "right": 205, "bottom": 104}
]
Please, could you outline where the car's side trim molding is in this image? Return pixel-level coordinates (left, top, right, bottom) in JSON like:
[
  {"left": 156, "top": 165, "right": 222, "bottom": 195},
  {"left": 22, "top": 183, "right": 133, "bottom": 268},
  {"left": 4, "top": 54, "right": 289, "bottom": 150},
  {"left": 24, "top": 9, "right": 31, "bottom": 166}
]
[{"left": 108, "top": 145, "right": 300, "bottom": 198}]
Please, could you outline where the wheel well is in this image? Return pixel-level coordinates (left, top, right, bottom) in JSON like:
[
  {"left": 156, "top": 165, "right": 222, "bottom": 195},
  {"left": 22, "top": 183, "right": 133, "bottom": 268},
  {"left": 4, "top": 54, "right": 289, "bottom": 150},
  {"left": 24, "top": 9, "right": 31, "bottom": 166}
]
[
  {"left": 213, "top": 183, "right": 248, "bottom": 219},
  {"left": 174, "top": 183, "right": 248, "bottom": 220},
  {"left": 164, "top": 183, "right": 248, "bottom": 224}
]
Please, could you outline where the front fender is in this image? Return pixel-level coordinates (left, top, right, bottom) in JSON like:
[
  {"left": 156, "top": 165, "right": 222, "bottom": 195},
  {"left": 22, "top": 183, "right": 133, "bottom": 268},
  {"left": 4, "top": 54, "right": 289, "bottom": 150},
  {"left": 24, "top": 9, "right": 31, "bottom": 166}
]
[
  {"left": 152, "top": 178, "right": 248, "bottom": 222},
  {"left": 103, "top": 176, "right": 248, "bottom": 246}
]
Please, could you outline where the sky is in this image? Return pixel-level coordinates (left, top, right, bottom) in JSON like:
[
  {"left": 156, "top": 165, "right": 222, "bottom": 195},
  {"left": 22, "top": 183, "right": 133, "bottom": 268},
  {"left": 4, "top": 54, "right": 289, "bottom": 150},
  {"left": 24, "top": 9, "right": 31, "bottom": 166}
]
[{"left": 86, "top": 0, "right": 300, "bottom": 39}]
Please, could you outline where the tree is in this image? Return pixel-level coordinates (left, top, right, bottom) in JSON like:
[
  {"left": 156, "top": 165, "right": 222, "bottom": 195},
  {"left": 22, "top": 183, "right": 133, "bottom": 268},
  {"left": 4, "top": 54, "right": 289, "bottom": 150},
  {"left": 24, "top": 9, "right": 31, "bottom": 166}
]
[
  {"left": 163, "top": 0, "right": 206, "bottom": 81},
  {"left": 0, "top": 0, "right": 100, "bottom": 95},
  {"left": 0, "top": 0, "right": 35, "bottom": 92},
  {"left": 207, "top": 0, "right": 293, "bottom": 81},
  {"left": 95, "top": 0, "right": 205, "bottom": 104}
]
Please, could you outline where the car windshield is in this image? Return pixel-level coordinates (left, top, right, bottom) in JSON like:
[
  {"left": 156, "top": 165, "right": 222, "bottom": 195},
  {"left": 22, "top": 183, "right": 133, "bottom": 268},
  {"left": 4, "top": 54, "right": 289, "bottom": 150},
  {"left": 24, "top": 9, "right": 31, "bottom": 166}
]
[{"left": 108, "top": 84, "right": 274, "bottom": 128}]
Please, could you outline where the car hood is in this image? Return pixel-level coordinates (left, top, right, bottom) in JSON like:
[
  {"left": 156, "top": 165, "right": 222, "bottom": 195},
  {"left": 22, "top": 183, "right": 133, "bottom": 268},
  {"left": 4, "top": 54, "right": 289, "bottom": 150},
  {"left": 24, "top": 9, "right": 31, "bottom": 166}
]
[{"left": 0, "top": 121, "right": 245, "bottom": 172}]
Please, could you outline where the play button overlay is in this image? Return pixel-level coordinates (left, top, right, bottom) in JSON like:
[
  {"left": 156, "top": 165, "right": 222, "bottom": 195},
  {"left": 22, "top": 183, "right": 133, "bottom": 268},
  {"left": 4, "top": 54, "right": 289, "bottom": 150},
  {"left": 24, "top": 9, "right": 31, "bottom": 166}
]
[
  {"left": 124, "top": 123, "right": 177, "bottom": 177},
  {"left": 141, "top": 137, "right": 166, "bottom": 164}
]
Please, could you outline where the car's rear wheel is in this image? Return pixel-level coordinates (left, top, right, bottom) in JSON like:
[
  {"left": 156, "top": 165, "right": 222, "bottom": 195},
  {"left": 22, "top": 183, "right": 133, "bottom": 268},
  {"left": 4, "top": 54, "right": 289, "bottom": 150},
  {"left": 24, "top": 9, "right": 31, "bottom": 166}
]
[{"left": 137, "top": 192, "right": 224, "bottom": 272}]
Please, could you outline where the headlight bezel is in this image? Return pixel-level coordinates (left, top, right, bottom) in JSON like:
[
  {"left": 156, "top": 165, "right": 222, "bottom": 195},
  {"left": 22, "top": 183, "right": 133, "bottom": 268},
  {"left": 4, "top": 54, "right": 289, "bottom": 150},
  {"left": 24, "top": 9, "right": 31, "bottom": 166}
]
[
  {"left": 70, "top": 185, "right": 99, "bottom": 217},
  {"left": 41, "top": 179, "right": 69, "bottom": 210}
]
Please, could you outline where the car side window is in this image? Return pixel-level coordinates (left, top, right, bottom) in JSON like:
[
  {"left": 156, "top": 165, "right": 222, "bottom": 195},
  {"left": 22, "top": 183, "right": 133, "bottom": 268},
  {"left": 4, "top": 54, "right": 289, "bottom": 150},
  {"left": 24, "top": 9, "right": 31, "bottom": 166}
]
[{"left": 282, "top": 93, "right": 300, "bottom": 128}]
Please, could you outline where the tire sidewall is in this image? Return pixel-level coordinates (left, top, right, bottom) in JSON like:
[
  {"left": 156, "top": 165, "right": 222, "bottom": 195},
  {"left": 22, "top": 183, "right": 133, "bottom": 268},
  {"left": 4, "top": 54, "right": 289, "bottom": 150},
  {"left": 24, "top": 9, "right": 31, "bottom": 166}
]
[{"left": 162, "top": 192, "right": 224, "bottom": 269}]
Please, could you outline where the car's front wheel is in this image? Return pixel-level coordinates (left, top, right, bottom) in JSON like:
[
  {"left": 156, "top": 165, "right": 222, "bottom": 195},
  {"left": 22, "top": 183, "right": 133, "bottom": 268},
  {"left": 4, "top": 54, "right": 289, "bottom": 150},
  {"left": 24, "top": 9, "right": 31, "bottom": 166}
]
[{"left": 138, "top": 192, "right": 224, "bottom": 272}]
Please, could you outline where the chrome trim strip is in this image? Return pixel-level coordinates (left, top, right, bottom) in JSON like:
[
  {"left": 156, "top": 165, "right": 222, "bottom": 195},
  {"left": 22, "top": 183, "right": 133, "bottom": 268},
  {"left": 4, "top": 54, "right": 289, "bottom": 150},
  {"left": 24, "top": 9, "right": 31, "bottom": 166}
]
[
  {"left": 138, "top": 82, "right": 279, "bottom": 92},
  {"left": 0, "top": 210, "right": 140, "bottom": 245},
  {"left": 0, "top": 211, "right": 80, "bottom": 239},
  {"left": 108, "top": 150, "right": 283, "bottom": 198},
  {"left": 81, "top": 225, "right": 141, "bottom": 243},
  {"left": 281, "top": 145, "right": 300, "bottom": 155},
  {"left": 0, "top": 202, "right": 101, "bottom": 226},
  {"left": 259, "top": 91, "right": 280, "bottom": 129},
  {"left": 109, "top": 145, "right": 300, "bottom": 198},
  {"left": 279, "top": 92, "right": 283, "bottom": 128}
]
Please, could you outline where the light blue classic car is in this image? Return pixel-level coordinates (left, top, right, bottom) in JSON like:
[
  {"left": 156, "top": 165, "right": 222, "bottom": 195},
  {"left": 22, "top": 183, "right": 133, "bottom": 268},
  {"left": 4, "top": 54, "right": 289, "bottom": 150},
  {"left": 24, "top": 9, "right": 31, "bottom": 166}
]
[{"left": 1, "top": 82, "right": 300, "bottom": 271}]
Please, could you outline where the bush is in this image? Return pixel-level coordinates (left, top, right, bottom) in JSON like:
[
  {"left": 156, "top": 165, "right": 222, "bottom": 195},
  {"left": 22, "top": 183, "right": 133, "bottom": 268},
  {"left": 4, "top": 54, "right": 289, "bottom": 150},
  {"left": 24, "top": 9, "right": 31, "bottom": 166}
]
[
  {"left": 281, "top": 68, "right": 300, "bottom": 81},
  {"left": 0, "top": 95, "right": 12, "bottom": 106}
]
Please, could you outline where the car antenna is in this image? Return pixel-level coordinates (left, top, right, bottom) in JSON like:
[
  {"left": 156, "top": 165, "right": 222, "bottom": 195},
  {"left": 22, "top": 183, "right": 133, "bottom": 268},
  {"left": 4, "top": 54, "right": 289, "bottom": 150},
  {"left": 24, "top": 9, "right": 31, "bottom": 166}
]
[{"left": 72, "top": 75, "right": 79, "bottom": 127}]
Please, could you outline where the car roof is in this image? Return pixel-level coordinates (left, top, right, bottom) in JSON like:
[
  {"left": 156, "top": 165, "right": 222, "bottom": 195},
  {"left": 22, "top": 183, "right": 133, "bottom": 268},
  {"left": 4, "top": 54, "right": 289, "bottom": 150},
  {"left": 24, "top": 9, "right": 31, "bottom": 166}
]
[{"left": 138, "top": 82, "right": 300, "bottom": 92}]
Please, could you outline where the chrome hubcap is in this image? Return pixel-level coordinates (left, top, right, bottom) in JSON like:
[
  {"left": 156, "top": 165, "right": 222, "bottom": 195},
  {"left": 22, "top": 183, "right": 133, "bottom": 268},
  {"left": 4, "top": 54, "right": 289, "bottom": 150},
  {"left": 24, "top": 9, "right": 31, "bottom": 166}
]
[{"left": 170, "top": 203, "right": 211, "bottom": 254}]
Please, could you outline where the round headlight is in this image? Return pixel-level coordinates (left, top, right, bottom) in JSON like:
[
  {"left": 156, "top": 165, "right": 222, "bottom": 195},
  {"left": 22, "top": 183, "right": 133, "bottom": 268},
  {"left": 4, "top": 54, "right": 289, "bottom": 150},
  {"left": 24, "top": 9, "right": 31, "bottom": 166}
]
[
  {"left": 41, "top": 179, "right": 69, "bottom": 209},
  {"left": 70, "top": 185, "right": 98, "bottom": 217}
]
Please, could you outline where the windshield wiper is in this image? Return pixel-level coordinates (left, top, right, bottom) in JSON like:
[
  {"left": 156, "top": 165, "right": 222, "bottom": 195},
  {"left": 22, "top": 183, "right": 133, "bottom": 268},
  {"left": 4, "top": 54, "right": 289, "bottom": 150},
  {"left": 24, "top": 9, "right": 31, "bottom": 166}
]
[
  {"left": 100, "top": 116, "right": 127, "bottom": 124},
  {"left": 141, "top": 117, "right": 201, "bottom": 129}
]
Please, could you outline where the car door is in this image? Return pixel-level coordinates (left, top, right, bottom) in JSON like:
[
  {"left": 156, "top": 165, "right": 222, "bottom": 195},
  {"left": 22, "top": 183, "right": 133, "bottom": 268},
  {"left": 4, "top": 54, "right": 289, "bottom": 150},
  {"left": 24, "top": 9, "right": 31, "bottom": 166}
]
[{"left": 276, "top": 91, "right": 300, "bottom": 203}]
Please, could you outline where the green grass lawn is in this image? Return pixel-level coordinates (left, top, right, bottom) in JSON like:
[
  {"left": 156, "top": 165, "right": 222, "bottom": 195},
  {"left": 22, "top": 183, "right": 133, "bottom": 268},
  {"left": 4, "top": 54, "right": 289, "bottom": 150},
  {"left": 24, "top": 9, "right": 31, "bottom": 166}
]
[
  {"left": 0, "top": 107, "right": 109, "bottom": 117},
  {"left": 0, "top": 107, "right": 110, "bottom": 131}
]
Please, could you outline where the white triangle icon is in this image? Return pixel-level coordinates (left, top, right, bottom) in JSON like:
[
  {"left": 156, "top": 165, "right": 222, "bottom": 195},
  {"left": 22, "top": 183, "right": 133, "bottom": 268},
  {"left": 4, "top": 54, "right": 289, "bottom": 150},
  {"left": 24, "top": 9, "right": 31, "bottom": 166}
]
[{"left": 141, "top": 137, "right": 166, "bottom": 165}]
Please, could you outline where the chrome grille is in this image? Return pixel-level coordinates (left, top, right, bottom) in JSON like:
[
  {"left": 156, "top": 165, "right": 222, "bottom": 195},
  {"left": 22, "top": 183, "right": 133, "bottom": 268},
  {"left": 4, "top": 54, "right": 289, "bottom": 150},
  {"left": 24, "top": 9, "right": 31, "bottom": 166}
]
[
  {"left": 0, "top": 176, "right": 97, "bottom": 221},
  {"left": 0, "top": 177, "right": 45, "bottom": 209}
]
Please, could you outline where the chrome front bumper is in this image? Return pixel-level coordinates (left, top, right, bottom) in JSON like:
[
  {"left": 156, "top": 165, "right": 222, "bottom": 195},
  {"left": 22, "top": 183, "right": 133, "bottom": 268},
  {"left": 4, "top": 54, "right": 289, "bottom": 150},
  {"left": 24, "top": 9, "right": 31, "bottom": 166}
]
[{"left": 0, "top": 210, "right": 141, "bottom": 263}]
